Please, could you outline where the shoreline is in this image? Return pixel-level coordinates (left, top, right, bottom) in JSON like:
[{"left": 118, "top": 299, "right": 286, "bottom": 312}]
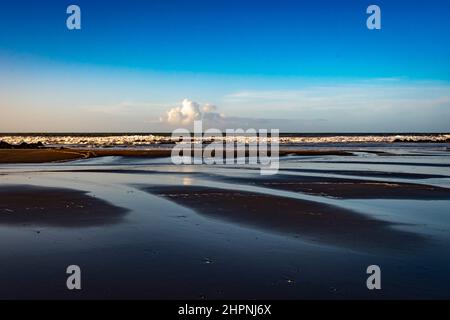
[{"left": 0, "top": 148, "right": 354, "bottom": 164}]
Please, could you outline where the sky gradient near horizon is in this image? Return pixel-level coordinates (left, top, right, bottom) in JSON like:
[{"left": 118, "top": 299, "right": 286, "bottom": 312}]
[{"left": 1, "top": 0, "right": 450, "bottom": 132}]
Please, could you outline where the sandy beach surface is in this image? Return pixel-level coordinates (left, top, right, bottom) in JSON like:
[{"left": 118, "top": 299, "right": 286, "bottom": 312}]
[
  {"left": 1, "top": 144, "right": 450, "bottom": 299},
  {"left": 0, "top": 149, "right": 173, "bottom": 163},
  {"left": 0, "top": 148, "right": 352, "bottom": 164}
]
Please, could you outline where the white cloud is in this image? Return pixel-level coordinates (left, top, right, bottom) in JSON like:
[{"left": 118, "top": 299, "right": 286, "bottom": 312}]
[
  {"left": 202, "top": 103, "right": 217, "bottom": 113},
  {"left": 159, "top": 98, "right": 314, "bottom": 131},
  {"left": 161, "top": 99, "right": 225, "bottom": 126},
  {"left": 166, "top": 99, "right": 201, "bottom": 125}
]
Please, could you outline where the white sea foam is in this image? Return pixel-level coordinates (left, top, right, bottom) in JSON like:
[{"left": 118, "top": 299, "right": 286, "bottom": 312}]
[{"left": 0, "top": 134, "right": 449, "bottom": 147}]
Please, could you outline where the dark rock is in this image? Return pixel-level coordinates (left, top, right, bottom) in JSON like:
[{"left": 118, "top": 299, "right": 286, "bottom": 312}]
[
  {"left": 0, "top": 141, "right": 45, "bottom": 149},
  {"left": 0, "top": 141, "right": 13, "bottom": 149}
]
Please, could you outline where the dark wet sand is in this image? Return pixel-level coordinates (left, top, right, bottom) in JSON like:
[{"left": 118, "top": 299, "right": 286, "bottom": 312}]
[
  {"left": 141, "top": 185, "right": 426, "bottom": 252},
  {"left": 307, "top": 160, "right": 450, "bottom": 168},
  {"left": 0, "top": 185, "right": 128, "bottom": 227},
  {"left": 0, "top": 149, "right": 173, "bottom": 163},
  {"left": 282, "top": 168, "right": 449, "bottom": 179},
  {"left": 219, "top": 175, "right": 450, "bottom": 200},
  {"left": 0, "top": 149, "right": 93, "bottom": 163},
  {"left": 0, "top": 148, "right": 357, "bottom": 164}
]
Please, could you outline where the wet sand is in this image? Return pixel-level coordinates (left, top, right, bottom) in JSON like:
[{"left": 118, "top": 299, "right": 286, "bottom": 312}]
[
  {"left": 0, "top": 148, "right": 355, "bottom": 164},
  {"left": 0, "top": 149, "right": 93, "bottom": 163},
  {"left": 219, "top": 175, "right": 450, "bottom": 200},
  {"left": 0, "top": 148, "right": 173, "bottom": 163},
  {"left": 307, "top": 160, "right": 450, "bottom": 168},
  {"left": 282, "top": 168, "right": 449, "bottom": 180},
  {"left": 0, "top": 185, "right": 128, "bottom": 227},
  {"left": 25, "top": 166, "right": 450, "bottom": 200},
  {"left": 1, "top": 145, "right": 450, "bottom": 299},
  {"left": 141, "top": 185, "right": 426, "bottom": 252}
]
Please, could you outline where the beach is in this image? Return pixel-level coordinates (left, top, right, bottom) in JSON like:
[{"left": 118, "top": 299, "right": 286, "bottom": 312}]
[
  {"left": 1, "top": 0, "right": 450, "bottom": 306},
  {"left": 1, "top": 137, "right": 450, "bottom": 299}
]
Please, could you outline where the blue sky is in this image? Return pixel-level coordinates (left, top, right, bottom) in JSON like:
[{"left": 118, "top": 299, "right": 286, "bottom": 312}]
[{"left": 1, "top": 0, "right": 450, "bottom": 132}]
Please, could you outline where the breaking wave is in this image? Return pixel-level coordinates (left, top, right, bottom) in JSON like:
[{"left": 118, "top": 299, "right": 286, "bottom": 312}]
[{"left": 1, "top": 133, "right": 449, "bottom": 147}]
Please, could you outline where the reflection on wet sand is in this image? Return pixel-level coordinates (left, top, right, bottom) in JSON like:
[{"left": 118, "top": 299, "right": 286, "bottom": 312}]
[
  {"left": 0, "top": 145, "right": 450, "bottom": 299},
  {"left": 0, "top": 185, "right": 129, "bottom": 227},
  {"left": 141, "top": 185, "right": 427, "bottom": 253}
]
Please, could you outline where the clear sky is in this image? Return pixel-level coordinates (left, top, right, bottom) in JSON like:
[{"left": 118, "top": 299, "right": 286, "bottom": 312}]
[{"left": 0, "top": 0, "right": 449, "bottom": 132}]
